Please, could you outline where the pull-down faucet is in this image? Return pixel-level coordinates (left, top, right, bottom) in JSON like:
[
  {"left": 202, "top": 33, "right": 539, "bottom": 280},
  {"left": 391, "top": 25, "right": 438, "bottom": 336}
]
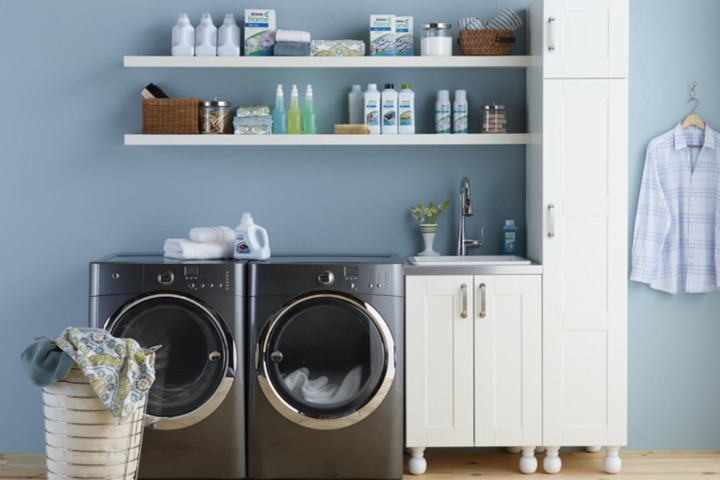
[{"left": 457, "top": 177, "right": 485, "bottom": 256}]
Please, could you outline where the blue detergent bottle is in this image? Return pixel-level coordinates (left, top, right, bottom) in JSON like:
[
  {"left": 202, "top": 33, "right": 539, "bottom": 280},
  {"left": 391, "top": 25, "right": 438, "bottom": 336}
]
[
  {"left": 503, "top": 219, "right": 518, "bottom": 255},
  {"left": 272, "top": 84, "right": 287, "bottom": 134}
]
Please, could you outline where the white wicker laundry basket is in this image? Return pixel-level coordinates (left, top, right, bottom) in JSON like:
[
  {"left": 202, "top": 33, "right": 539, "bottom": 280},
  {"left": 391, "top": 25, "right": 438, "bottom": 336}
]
[{"left": 42, "top": 365, "right": 150, "bottom": 480}]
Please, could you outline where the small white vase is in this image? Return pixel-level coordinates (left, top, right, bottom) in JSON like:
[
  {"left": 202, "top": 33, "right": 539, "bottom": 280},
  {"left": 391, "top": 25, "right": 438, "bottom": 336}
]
[{"left": 418, "top": 224, "right": 440, "bottom": 256}]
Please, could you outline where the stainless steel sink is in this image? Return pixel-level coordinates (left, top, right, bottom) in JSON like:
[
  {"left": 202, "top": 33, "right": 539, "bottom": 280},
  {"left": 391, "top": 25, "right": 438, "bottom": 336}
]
[{"left": 408, "top": 255, "right": 532, "bottom": 266}]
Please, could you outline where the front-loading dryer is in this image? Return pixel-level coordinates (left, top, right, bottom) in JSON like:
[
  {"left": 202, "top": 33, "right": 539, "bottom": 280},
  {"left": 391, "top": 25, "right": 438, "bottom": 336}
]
[
  {"left": 89, "top": 254, "right": 245, "bottom": 479},
  {"left": 247, "top": 256, "right": 404, "bottom": 480}
]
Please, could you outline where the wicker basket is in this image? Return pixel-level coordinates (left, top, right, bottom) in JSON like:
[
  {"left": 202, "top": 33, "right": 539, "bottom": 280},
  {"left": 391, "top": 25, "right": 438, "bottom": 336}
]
[
  {"left": 142, "top": 98, "right": 201, "bottom": 134},
  {"left": 459, "top": 30, "right": 515, "bottom": 56}
]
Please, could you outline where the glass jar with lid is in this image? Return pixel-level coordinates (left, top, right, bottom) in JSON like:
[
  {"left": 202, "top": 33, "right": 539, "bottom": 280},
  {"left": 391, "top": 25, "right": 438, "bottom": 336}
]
[
  {"left": 201, "top": 99, "right": 232, "bottom": 134},
  {"left": 482, "top": 103, "right": 507, "bottom": 133},
  {"left": 421, "top": 22, "right": 452, "bottom": 56}
]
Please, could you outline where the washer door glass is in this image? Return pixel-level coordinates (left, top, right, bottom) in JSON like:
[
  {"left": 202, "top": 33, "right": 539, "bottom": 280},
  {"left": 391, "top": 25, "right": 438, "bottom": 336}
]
[
  {"left": 108, "top": 294, "right": 230, "bottom": 420},
  {"left": 259, "top": 293, "right": 394, "bottom": 428}
]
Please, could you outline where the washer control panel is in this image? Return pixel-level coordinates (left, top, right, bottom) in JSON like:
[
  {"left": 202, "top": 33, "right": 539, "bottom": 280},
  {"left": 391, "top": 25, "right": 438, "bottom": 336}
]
[{"left": 150, "top": 265, "right": 232, "bottom": 293}]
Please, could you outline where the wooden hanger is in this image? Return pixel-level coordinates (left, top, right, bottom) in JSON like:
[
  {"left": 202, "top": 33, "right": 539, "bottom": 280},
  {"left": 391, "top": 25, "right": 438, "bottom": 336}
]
[{"left": 681, "top": 82, "right": 706, "bottom": 130}]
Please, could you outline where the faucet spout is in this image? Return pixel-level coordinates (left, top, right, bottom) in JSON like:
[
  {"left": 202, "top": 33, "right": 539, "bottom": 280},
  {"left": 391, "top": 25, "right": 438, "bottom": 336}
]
[{"left": 457, "top": 177, "right": 484, "bottom": 256}]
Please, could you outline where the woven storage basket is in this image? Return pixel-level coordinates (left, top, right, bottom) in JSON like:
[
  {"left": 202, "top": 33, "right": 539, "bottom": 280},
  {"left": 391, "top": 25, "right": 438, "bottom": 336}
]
[
  {"left": 42, "top": 365, "right": 150, "bottom": 480},
  {"left": 142, "top": 98, "right": 201, "bottom": 134},
  {"left": 459, "top": 30, "right": 515, "bottom": 55}
]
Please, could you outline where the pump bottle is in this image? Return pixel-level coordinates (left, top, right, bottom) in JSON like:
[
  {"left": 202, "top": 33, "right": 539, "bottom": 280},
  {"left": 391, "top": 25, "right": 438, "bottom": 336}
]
[
  {"left": 287, "top": 84, "right": 302, "bottom": 134},
  {"left": 272, "top": 85, "right": 287, "bottom": 134},
  {"left": 302, "top": 84, "right": 317, "bottom": 134}
]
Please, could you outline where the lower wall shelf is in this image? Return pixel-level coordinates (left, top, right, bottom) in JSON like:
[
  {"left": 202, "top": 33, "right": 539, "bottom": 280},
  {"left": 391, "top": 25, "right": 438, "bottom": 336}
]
[{"left": 124, "top": 133, "right": 532, "bottom": 146}]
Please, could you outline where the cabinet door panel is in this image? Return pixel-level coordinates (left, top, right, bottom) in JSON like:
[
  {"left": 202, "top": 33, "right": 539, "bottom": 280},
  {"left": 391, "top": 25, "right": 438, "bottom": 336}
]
[
  {"left": 543, "top": 0, "right": 628, "bottom": 78},
  {"left": 406, "top": 276, "right": 474, "bottom": 447},
  {"left": 543, "top": 79, "right": 627, "bottom": 446},
  {"left": 474, "top": 276, "right": 541, "bottom": 447}
]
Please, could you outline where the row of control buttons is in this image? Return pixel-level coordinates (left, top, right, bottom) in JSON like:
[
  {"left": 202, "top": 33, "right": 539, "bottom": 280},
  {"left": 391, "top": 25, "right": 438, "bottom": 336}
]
[{"left": 187, "top": 283, "right": 224, "bottom": 290}]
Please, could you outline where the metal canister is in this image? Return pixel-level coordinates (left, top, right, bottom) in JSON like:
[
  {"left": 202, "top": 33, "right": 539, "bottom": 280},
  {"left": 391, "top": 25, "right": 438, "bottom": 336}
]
[
  {"left": 482, "top": 103, "right": 507, "bottom": 133},
  {"left": 201, "top": 99, "right": 232, "bottom": 134}
]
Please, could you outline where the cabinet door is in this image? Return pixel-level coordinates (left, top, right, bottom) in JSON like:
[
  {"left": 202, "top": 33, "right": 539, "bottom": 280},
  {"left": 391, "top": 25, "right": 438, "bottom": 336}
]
[
  {"left": 543, "top": 79, "right": 627, "bottom": 447},
  {"left": 474, "top": 275, "right": 541, "bottom": 447},
  {"left": 406, "top": 275, "right": 474, "bottom": 447},
  {"left": 542, "top": 0, "right": 628, "bottom": 78}
]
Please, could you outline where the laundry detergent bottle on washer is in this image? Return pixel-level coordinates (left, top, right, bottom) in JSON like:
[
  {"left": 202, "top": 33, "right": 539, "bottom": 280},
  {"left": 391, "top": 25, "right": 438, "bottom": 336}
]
[{"left": 233, "top": 212, "right": 271, "bottom": 260}]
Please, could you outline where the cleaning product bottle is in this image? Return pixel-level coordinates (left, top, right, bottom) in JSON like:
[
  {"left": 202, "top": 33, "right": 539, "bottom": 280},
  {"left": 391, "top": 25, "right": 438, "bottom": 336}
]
[
  {"left": 348, "top": 85, "right": 364, "bottom": 124},
  {"left": 233, "top": 212, "right": 271, "bottom": 260},
  {"left": 364, "top": 83, "right": 381, "bottom": 135},
  {"left": 381, "top": 83, "right": 398, "bottom": 135},
  {"left": 453, "top": 89, "right": 468, "bottom": 134},
  {"left": 302, "top": 84, "right": 317, "bottom": 134},
  {"left": 217, "top": 13, "right": 240, "bottom": 56},
  {"left": 287, "top": 84, "right": 302, "bottom": 134},
  {"left": 503, "top": 219, "right": 518, "bottom": 255},
  {"left": 272, "top": 84, "right": 287, "bottom": 134},
  {"left": 398, "top": 83, "right": 415, "bottom": 134},
  {"left": 194, "top": 13, "right": 217, "bottom": 56},
  {"left": 435, "top": 90, "right": 451, "bottom": 134},
  {"left": 171, "top": 13, "right": 195, "bottom": 56}
]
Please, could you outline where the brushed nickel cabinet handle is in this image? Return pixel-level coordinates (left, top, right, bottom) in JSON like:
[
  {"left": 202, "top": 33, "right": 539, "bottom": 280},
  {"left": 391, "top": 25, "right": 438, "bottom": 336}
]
[
  {"left": 478, "top": 283, "right": 487, "bottom": 318},
  {"left": 461, "top": 283, "right": 468, "bottom": 319},
  {"left": 548, "top": 203, "right": 556, "bottom": 238},
  {"left": 548, "top": 17, "right": 556, "bottom": 52}
]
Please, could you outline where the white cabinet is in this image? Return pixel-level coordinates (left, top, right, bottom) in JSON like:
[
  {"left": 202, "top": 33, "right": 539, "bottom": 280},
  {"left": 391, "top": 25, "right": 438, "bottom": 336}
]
[
  {"left": 527, "top": 0, "right": 628, "bottom": 474},
  {"left": 405, "top": 274, "right": 541, "bottom": 474},
  {"left": 539, "top": 0, "right": 629, "bottom": 78}
]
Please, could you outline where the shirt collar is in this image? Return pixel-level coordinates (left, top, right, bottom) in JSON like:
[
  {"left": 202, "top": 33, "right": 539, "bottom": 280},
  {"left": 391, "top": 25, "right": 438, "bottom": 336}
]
[{"left": 674, "top": 123, "right": 717, "bottom": 150}]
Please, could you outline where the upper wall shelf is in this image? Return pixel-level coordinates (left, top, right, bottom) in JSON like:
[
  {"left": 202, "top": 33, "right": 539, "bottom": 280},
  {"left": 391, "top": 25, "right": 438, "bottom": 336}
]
[
  {"left": 124, "top": 133, "right": 531, "bottom": 146},
  {"left": 123, "top": 55, "right": 533, "bottom": 69}
]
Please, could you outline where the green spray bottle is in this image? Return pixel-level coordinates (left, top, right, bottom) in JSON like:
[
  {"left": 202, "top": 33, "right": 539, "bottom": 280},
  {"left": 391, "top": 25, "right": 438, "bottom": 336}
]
[
  {"left": 302, "top": 84, "right": 317, "bottom": 134},
  {"left": 287, "top": 84, "right": 301, "bottom": 134}
]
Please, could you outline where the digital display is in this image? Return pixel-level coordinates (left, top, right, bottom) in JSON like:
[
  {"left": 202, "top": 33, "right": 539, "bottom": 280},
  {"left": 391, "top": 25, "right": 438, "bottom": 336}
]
[
  {"left": 184, "top": 265, "right": 199, "bottom": 276},
  {"left": 344, "top": 266, "right": 358, "bottom": 276}
]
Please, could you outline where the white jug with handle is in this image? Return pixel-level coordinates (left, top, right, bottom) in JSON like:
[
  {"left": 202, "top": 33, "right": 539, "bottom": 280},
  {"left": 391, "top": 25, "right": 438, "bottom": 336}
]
[{"left": 233, "top": 212, "right": 271, "bottom": 260}]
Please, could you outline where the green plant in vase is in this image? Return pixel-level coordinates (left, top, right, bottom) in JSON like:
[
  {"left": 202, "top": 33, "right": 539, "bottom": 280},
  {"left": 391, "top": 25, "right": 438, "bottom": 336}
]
[{"left": 411, "top": 200, "right": 450, "bottom": 256}]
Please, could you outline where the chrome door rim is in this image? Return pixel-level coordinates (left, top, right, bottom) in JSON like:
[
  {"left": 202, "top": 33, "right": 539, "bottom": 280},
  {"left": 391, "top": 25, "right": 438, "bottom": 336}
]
[
  {"left": 105, "top": 292, "right": 235, "bottom": 429},
  {"left": 256, "top": 291, "right": 395, "bottom": 430}
]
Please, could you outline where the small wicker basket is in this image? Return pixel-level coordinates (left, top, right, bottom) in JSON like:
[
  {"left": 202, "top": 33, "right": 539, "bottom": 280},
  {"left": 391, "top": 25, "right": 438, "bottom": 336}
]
[
  {"left": 142, "top": 98, "right": 201, "bottom": 134},
  {"left": 459, "top": 30, "right": 515, "bottom": 56}
]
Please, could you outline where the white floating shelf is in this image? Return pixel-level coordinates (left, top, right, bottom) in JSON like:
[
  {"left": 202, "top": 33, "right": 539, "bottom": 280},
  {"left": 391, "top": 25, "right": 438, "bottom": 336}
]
[
  {"left": 124, "top": 134, "right": 531, "bottom": 146},
  {"left": 123, "top": 55, "right": 532, "bottom": 69}
]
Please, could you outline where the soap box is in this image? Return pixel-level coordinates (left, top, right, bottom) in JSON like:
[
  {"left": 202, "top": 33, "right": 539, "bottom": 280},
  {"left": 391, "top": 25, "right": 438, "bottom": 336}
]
[
  {"left": 244, "top": 9, "right": 276, "bottom": 56},
  {"left": 370, "top": 14, "right": 396, "bottom": 56},
  {"left": 395, "top": 16, "right": 413, "bottom": 56}
]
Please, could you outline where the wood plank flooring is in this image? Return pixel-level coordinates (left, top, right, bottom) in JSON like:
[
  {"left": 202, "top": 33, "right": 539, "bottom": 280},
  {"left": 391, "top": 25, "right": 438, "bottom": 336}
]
[{"left": 1, "top": 450, "right": 719, "bottom": 479}]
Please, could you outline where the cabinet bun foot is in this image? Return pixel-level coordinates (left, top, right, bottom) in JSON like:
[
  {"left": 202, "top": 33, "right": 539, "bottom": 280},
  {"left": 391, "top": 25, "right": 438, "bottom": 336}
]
[
  {"left": 519, "top": 447, "right": 537, "bottom": 474},
  {"left": 543, "top": 446, "right": 561, "bottom": 474},
  {"left": 535, "top": 446, "right": 546, "bottom": 453},
  {"left": 604, "top": 446, "right": 622, "bottom": 474},
  {"left": 585, "top": 446, "right": 602, "bottom": 453},
  {"left": 408, "top": 447, "right": 427, "bottom": 475},
  {"left": 506, "top": 447, "right": 522, "bottom": 454}
]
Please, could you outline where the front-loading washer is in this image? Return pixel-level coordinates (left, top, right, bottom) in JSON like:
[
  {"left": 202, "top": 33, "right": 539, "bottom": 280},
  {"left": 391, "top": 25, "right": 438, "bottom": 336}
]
[
  {"left": 247, "top": 256, "right": 404, "bottom": 480},
  {"left": 89, "top": 254, "right": 245, "bottom": 479}
]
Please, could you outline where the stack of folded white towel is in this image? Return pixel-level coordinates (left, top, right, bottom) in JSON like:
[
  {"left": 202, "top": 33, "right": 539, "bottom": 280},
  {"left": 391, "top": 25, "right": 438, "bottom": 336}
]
[{"left": 164, "top": 226, "right": 234, "bottom": 260}]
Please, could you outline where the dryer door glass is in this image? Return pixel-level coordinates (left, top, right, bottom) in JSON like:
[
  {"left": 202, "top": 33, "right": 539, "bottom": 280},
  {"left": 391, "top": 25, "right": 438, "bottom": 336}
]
[
  {"left": 108, "top": 294, "right": 230, "bottom": 419},
  {"left": 260, "top": 294, "right": 394, "bottom": 425}
]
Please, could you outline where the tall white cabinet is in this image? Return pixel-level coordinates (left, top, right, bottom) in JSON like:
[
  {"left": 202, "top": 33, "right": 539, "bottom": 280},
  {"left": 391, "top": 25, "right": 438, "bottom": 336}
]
[
  {"left": 527, "top": 0, "right": 628, "bottom": 474},
  {"left": 405, "top": 0, "right": 628, "bottom": 475}
]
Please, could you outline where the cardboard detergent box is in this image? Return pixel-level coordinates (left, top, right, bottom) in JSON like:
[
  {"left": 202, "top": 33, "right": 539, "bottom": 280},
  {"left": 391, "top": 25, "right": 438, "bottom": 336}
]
[
  {"left": 370, "top": 14, "right": 396, "bottom": 56},
  {"left": 395, "top": 16, "right": 413, "bottom": 55},
  {"left": 244, "top": 9, "right": 276, "bottom": 55}
]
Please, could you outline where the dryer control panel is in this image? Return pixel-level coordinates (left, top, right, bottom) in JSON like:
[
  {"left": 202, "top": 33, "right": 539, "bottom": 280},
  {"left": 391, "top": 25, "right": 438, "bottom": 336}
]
[{"left": 146, "top": 265, "right": 233, "bottom": 294}]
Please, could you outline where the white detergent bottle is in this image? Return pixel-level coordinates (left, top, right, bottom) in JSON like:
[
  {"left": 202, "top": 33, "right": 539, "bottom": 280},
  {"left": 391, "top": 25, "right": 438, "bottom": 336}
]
[
  {"left": 348, "top": 85, "right": 364, "bottom": 124},
  {"left": 234, "top": 212, "right": 271, "bottom": 260},
  {"left": 398, "top": 83, "right": 415, "bottom": 134},
  {"left": 364, "top": 83, "right": 381, "bottom": 135},
  {"left": 195, "top": 13, "right": 217, "bottom": 56},
  {"left": 217, "top": 13, "right": 241, "bottom": 56},
  {"left": 171, "top": 13, "right": 195, "bottom": 56},
  {"left": 381, "top": 83, "right": 398, "bottom": 134}
]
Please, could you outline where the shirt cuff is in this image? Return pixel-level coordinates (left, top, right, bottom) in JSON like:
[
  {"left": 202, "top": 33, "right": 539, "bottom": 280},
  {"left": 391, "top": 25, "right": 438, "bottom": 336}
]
[{"left": 630, "top": 269, "right": 651, "bottom": 284}]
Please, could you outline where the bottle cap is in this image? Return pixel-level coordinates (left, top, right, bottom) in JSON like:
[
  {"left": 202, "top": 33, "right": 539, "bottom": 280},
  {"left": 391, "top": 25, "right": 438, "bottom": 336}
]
[
  {"left": 305, "top": 84, "right": 313, "bottom": 97},
  {"left": 291, "top": 84, "right": 299, "bottom": 97},
  {"left": 437, "top": 90, "right": 450, "bottom": 102},
  {"left": 224, "top": 13, "right": 235, "bottom": 22},
  {"left": 201, "top": 12, "right": 213, "bottom": 22},
  {"left": 402, "top": 83, "right": 411, "bottom": 89},
  {"left": 276, "top": 84, "right": 283, "bottom": 96},
  {"left": 351, "top": 84, "right": 362, "bottom": 91},
  {"left": 455, "top": 89, "right": 467, "bottom": 101},
  {"left": 505, "top": 219, "right": 515, "bottom": 226},
  {"left": 367, "top": 83, "right": 378, "bottom": 91},
  {"left": 241, "top": 212, "right": 254, "bottom": 224},
  {"left": 384, "top": 83, "right": 395, "bottom": 89}
]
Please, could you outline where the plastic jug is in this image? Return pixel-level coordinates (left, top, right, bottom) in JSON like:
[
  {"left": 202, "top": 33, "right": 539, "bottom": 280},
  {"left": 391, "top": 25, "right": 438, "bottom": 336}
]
[{"left": 233, "top": 212, "right": 271, "bottom": 260}]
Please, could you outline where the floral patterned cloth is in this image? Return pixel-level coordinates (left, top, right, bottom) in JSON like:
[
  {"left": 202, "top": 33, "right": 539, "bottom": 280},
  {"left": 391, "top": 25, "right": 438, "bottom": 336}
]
[{"left": 54, "top": 327, "right": 156, "bottom": 423}]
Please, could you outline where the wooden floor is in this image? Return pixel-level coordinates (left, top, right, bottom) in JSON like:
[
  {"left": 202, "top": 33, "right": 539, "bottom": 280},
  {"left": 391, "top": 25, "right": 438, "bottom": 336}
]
[{"left": 1, "top": 450, "right": 719, "bottom": 479}]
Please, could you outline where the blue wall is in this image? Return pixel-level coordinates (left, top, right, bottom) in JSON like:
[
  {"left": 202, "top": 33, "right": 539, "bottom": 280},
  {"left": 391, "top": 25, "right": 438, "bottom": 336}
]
[{"left": 0, "top": 0, "right": 718, "bottom": 452}]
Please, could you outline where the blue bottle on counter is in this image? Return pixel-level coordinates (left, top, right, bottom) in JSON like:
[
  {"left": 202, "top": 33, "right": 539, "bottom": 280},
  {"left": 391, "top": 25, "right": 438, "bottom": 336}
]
[{"left": 503, "top": 219, "right": 518, "bottom": 255}]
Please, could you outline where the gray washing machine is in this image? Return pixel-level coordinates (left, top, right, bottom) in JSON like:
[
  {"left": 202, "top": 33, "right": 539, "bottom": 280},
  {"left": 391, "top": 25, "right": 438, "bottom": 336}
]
[
  {"left": 247, "top": 256, "right": 404, "bottom": 480},
  {"left": 89, "top": 254, "right": 245, "bottom": 479}
]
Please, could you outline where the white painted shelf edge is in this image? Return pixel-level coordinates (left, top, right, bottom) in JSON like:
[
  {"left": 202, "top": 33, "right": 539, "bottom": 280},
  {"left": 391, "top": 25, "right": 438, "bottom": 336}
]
[
  {"left": 124, "top": 133, "right": 532, "bottom": 146},
  {"left": 123, "top": 55, "right": 533, "bottom": 69}
]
